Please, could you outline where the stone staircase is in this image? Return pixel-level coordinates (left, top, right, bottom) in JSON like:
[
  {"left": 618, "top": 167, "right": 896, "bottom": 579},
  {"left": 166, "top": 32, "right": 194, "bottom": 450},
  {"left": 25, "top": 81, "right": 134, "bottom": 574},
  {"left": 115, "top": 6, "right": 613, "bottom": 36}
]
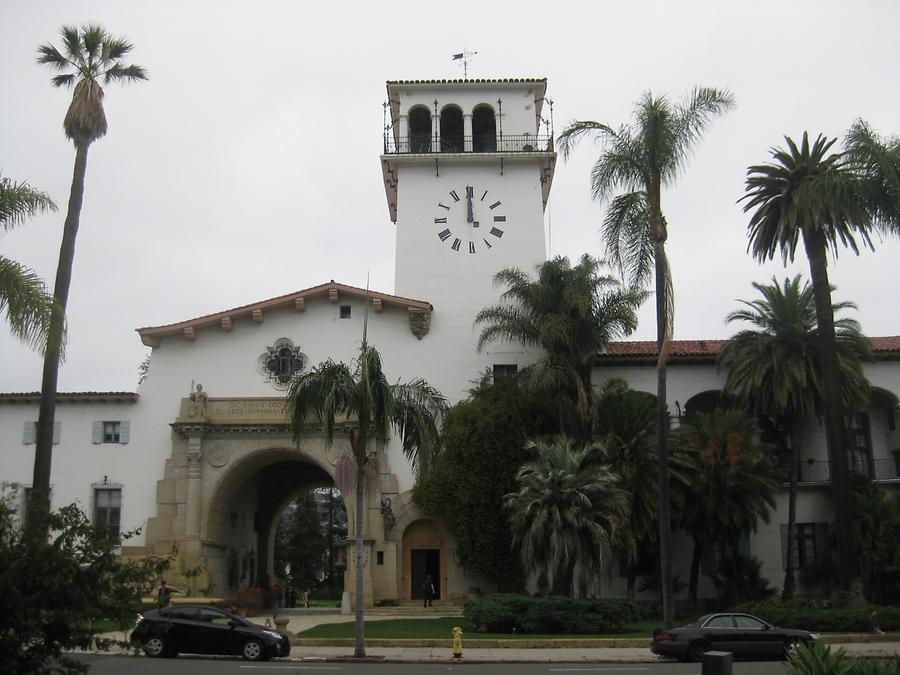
[{"left": 366, "top": 600, "right": 464, "bottom": 617}]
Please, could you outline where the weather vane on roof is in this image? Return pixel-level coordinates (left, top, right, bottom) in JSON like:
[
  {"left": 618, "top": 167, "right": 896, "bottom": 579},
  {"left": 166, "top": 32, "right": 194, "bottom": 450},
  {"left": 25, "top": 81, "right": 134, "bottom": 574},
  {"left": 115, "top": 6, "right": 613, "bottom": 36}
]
[{"left": 451, "top": 49, "right": 477, "bottom": 79}]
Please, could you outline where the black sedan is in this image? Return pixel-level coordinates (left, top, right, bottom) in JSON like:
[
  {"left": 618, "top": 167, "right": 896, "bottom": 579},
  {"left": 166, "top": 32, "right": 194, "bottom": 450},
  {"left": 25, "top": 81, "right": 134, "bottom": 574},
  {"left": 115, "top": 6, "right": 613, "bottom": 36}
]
[
  {"left": 651, "top": 612, "right": 820, "bottom": 661},
  {"left": 130, "top": 604, "right": 290, "bottom": 661}
]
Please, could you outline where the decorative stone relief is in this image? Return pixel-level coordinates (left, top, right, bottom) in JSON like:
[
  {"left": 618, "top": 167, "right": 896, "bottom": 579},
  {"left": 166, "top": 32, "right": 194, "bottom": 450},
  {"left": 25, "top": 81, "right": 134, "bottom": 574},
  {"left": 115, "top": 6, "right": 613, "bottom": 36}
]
[
  {"left": 206, "top": 441, "right": 229, "bottom": 468},
  {"left": 408, "top": 308, "right": 431, "bottom": 339}
]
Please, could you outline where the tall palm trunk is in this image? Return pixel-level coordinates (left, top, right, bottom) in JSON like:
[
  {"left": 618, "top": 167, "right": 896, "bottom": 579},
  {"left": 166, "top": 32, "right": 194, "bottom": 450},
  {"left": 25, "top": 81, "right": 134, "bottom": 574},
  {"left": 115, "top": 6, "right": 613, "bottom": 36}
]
[
  {"left": 350, "top": 428, "right": 367, "bottom": 658},
  {"left": 30, "top": 140, "right": 91, "bottom": 535},
  {"left": 650, "top": 175, "right": 674, "bottom": 628},
  {"left": 802, "top": 227, "right": 855, "bottom": 594},
  {"left": 782, "top": 417, "right": 798, "bottom": 600}
]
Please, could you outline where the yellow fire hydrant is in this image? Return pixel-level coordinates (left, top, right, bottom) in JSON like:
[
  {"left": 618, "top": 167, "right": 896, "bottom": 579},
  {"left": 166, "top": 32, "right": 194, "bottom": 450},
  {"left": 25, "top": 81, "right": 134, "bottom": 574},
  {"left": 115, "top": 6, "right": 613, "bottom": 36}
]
[{"left": 452, "top": 626, "right": 463, "bottom": 659}]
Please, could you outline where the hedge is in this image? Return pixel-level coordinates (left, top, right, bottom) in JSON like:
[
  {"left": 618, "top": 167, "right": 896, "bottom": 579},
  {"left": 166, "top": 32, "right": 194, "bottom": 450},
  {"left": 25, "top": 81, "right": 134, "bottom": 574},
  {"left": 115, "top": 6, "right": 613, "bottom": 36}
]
[
  {"left": 733, "top": 599, "right": 900, "bottom": 632},
  {"left": 463, "top": 594, "right": 641, "bottom": 634}
]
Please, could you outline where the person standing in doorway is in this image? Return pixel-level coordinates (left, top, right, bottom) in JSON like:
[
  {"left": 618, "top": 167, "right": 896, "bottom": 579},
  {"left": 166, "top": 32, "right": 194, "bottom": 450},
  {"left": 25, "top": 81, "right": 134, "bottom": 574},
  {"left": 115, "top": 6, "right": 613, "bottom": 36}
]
[{"left": 423, "top": 574, "right": 435, "bottom": 608}]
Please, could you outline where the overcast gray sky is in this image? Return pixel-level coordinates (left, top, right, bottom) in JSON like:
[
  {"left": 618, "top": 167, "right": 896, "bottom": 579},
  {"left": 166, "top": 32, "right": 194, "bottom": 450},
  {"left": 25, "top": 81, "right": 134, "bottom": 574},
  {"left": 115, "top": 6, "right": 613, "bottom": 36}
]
[{"left": 1, "top": 0, "right": 898, "bottom": 393}]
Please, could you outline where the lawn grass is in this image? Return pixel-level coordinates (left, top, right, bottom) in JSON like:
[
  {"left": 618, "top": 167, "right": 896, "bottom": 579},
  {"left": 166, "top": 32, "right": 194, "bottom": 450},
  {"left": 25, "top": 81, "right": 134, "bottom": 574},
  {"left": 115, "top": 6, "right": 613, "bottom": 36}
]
[{"left": 297, "top": 617, "right": 660, "bottom": 640}]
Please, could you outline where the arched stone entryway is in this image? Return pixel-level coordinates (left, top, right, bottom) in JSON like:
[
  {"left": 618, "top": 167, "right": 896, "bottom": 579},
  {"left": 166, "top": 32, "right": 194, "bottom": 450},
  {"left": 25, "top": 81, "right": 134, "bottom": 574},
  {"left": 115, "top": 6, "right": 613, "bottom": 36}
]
[
  {"left": 401, "top": 519, "right": 446, "bottom": 602},
  {"left": 203, "top": 447, "right": 339, "bottom": 592}
]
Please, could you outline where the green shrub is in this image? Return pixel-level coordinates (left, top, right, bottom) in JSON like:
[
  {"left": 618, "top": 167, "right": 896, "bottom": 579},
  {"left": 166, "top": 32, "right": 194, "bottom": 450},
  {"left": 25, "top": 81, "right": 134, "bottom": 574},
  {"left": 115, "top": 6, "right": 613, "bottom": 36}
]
[
  {"left": 848, "top": 658, "right": 900, "bottom": 675},
  {"left": 463, "top": 594, "right": 640, "bottom": 634},
  {"left": 786, "top": 642, "right": 851, "bottom": 675},
  {"left": 786, "top": 642, "right": 900, "bottom": 675},
  {"left": 733, "top": 599, "right": 900, "bottom": 632}
]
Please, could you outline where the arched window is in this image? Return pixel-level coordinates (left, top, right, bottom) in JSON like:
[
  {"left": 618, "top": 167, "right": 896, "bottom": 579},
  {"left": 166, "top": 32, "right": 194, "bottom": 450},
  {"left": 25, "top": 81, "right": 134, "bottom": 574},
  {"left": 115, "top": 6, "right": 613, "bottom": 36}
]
[
  {"left": 440, "top": 106, "right": 463, "bottom": 152},
  {"left": 408, "top": 107, "right": 432, "bottom": 153},
  {"left": 472, "top": 105, "right": 496, "bottom": 152}
]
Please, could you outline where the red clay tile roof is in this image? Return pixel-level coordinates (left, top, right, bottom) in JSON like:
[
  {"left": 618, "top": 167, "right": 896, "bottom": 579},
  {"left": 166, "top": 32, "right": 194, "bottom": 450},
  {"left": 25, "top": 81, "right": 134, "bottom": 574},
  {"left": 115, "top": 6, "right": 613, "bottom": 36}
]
[
  {"left": 0, "top": 392, "right": 138, "bottom": 403},
  {"left": 387, "top": 78, "right": 546, "bottom": 85},
  {"left": 136, "top": 281, "right": 432, "bottom": 347},
  {"left": 600, "top": 337, "right": 900, "bottom": 363}
]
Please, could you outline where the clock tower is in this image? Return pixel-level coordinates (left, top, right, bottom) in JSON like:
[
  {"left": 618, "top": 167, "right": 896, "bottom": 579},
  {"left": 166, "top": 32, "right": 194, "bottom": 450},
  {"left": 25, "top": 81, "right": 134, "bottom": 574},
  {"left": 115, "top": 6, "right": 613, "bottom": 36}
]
[{"left": 380, "top": 79, "right": 557, "bottom": 400}]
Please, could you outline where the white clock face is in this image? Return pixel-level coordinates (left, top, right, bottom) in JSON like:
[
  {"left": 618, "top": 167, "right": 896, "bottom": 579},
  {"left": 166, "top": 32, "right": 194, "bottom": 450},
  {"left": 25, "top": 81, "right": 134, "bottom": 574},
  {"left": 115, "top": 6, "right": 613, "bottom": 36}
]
[{"left": 434, "top": 184, "right": 506, "bottom": 254}]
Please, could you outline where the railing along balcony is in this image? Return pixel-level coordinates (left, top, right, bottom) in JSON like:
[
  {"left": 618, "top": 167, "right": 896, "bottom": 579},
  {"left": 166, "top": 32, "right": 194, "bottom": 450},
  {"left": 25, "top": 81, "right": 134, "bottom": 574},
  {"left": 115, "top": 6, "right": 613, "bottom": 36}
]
[
  {"left": 384, "top": 133, "right": 554, "bottom": 154},
  {"left": 783, "top": 457, "right": 900, "bottom": 483}
]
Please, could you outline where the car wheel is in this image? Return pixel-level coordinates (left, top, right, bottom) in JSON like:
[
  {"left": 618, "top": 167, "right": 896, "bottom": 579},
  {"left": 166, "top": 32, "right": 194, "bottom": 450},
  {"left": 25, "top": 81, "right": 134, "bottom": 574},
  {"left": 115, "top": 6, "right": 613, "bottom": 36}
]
[
  {"left": 688, "top": 641, "right": 709, "bottom": 662},
  {"left": 142, "top": 636, "right": 167, "bottom": 658},
  {"left": 785, "top": 637, "right": 804, "bottom": 658},
  {"left": 242, "top": 639, "right": 267, "bottom": 661}
]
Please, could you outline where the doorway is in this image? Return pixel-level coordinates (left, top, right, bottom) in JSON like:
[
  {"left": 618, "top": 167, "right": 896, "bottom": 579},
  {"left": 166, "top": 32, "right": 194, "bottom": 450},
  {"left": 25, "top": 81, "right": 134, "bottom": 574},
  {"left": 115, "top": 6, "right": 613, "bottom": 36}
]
[{"left": 411, "top": 549, "right": 441, "bottom": 600}]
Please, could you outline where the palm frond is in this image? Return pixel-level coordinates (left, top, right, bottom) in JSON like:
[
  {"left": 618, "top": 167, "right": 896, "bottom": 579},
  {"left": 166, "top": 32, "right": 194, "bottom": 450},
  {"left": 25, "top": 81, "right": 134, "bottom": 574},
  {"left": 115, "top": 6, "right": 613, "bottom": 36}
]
[
  {"left": 0, "top": 256, "right": 55, "bottom": 352},
  {"left": 602, "top": 191, "right": 653, "bottom": 288},
  {"left": 102, "top": 37, "right": 135, "bottom": 62},
  {"left": 556, "top": 120, "right": 618, "bottom": 160},
  {"left": 36, "top": 43, "right": 71, "bottom": 71},
  {"left": 669, "top": 87, "right": 735, "bottom": 177},
  {"left": 0, "top": 175, "right": 57, "bottom": 231},
  {"left": 104, "top": 63, "right": 148, "bottom": 83}
]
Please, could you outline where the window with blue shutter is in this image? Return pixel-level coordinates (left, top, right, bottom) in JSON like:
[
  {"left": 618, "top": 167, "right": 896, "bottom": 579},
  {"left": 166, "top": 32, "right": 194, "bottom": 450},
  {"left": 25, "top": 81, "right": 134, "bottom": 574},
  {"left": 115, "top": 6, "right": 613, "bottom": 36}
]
[
  {"left": 93, "top": 421, "right": 129, "bottom": 444},
  {"left": 23, "top": 421, "right": 61, "bottom": 445}
]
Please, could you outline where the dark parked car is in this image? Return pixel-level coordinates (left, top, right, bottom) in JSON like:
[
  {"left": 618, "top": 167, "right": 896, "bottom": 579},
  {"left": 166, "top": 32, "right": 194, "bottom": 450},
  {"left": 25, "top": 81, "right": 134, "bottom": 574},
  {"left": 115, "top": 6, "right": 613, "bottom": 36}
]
[
  {"left": 130, "top": 604, "right": 290, "bottom": 661},
  {"left": 651, "top": 612, "right": 820, "bottom": 661}
]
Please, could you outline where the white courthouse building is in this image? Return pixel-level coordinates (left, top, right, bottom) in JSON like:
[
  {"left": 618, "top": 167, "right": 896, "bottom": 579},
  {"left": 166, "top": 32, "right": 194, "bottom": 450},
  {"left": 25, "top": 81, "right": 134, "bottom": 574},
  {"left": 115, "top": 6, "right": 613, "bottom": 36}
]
[{"left": 2, "top": 77, "right": 899, "bottom": 606}]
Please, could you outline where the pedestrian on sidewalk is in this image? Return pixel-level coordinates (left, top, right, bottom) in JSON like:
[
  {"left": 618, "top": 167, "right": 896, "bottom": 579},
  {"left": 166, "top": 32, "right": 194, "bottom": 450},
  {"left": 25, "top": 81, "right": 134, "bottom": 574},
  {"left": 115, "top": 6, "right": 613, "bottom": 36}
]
[
  {"left": 156, "top": 580, "right": 172, "bottom": 609},
  {"left": 270, "top": 582, "right": 283, "bottom": 619},
  {"left": 423, "top": 574, "right": 435, "bottom": 607}
]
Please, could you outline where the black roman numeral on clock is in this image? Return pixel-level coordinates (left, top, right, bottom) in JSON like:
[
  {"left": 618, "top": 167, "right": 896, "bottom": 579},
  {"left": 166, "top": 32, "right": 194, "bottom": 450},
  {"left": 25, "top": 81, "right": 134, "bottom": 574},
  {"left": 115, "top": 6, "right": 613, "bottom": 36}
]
[
  {"left": 466, "top": 186, "right": 474, "bottom": 197},
  {"left": 483, "top": 238, "right": 492, "bottom": 249},
  {"left": 468, "top": 241, "right": 476, "bottom": 253},
  {"left": 489, "top": 201, "right": 501, "bottom": 209},
  {"left": 435, "top": 217, "right": 447, "bottom": 224},
  {"left": 490, "top": 227, "right": 504, "bottom": 238},
  {"left": 493, "top": 215, "right": 506, "bottom": 222},
  {"left": 438, "top": 202, "right": 451, "bottom": 211},
  {"left": 438, "top": 228, "right": 452, "bottom": 241},
  {"left": 451, "top": 238, "right": 461, "bottom": 251},
  {"left": 449, "top": 190, "right": 460, "bottom": 202}
]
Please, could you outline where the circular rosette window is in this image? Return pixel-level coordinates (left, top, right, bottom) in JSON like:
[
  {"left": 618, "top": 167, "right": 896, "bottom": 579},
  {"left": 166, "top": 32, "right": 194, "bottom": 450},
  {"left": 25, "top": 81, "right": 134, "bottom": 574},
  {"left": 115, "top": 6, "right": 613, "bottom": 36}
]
[{"left": 258, "top": 338, "right": 306, "bottom": 389}]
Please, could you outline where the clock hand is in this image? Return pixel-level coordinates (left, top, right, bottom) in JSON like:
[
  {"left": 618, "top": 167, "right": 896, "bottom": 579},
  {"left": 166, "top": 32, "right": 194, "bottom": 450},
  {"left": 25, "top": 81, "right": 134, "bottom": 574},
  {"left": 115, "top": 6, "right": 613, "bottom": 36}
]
[{"left": 466, "top": 190, "right": 474, "bottom": 223}]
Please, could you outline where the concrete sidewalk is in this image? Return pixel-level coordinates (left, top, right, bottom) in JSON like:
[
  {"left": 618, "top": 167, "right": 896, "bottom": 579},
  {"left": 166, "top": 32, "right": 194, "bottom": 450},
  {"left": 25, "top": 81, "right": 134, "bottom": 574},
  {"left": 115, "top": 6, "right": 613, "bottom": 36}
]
[
  {"left": 274, "top": 611, "right": 899, "bottom": 663},
  {"left": 99, "top": 609, "right": 900, "bottom": 663}
]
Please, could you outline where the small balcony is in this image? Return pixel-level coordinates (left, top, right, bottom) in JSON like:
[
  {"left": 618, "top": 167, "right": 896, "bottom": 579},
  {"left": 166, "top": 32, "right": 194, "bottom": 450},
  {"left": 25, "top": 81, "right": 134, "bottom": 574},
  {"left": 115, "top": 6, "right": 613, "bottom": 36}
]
[
  {"left": 384, "top": 133, "right": 554, "bottom": 155},
  {"left": 784, "top": 456, "right": 900, "bottom": 484}
]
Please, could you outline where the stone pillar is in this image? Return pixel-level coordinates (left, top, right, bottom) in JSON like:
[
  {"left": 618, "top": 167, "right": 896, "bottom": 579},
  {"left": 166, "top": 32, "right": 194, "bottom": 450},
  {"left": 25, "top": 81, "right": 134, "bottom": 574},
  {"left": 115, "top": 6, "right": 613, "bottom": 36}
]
[
  {"left": 463, "top": 113, "right": 473, "bottom": 151},
  {"left": 432, "top": 109, "right": 441, "bottom": 151},
  {"left": 185, "top": 432, "right": 205, "bottom": 538},
  {"left": 398, "top": 113, "right": 408, "bottom": 151}
]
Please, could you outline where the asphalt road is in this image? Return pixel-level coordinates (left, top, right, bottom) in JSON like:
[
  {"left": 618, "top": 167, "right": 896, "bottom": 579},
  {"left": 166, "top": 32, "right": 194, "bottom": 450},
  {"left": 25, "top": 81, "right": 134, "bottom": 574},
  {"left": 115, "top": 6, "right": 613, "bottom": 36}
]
[{"left": 72, "top": 654, "right": 791, "bottom": 674}]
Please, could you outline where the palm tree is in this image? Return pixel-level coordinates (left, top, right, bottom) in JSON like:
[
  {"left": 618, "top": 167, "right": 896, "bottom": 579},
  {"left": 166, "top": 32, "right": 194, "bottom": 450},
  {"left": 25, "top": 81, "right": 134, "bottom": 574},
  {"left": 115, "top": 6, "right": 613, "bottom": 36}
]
[
  {"left": 0, "top": 175, "right": 57, "bottom": 350},
  {"left": 594, "top": 379, "right": 694, "bottom": 601},
  {"left": 558, "top": 87, "right": 734, "bottom": 625},
  {"left": 30, "top": 25, "right": 147, "bottom": 532},
  {"left": 594, "top": 379, "right": 657, "bottom": 600},
  {"left": 475, "top": 254, "right": 644, "bottom": 440},
  {"left": 675, "top": 408, "right": 781, "bottom": 604},
  {"left": 717, "top": 276, "right": 871, "bottom": 599},
  {"left": 286, "top": 340, "right": 446, "bottom": 657},
  {"left": 505, "top": 437, "right": 627, "bottom": 597},
  {"left": 740, "top": 123, "right": 900, "bottom": 593}
]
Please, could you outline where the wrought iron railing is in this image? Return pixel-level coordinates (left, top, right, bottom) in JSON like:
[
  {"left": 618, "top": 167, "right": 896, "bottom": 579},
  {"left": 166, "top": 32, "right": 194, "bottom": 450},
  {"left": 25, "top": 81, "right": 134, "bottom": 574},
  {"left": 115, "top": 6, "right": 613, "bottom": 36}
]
[
  {"left": 384, "top": 133, "right": 553, "bottom": 154},
  {"left": 782, "top": 457, "right": 900, "bottom": 483}
]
